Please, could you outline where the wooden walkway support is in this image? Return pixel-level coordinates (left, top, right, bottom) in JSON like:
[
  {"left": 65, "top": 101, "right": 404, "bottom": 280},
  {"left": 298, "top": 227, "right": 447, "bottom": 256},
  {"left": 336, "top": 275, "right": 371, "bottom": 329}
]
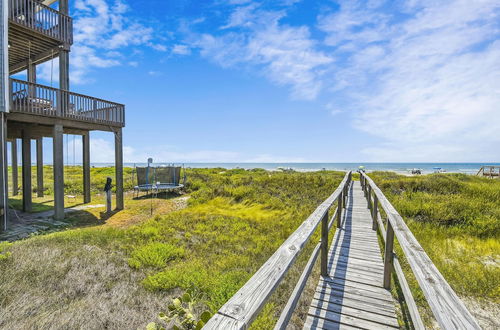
[
  {"left": 477, "top": 165, "right": 500, "bottom": 178},
  {"left": 304, "top": 181, "right": 398, "bottom": 329},
  {"left": 204, "top": 172, "right": 480, "bottom": 330}
]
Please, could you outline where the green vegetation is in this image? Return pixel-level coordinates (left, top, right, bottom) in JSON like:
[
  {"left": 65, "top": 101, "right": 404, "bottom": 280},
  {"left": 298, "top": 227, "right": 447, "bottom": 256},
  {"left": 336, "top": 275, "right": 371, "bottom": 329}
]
[
  {"left": 0, "top": 241, "right": 11, "bottom": 261},
  {"left": 1, "top": 168, "right": 344, "bottom": 329},
  {"left": 370, "top": 172, "right": 500, "bottom": 325},
  {"left": 2, "top": 168, "right": 498, "bottom": 328}
]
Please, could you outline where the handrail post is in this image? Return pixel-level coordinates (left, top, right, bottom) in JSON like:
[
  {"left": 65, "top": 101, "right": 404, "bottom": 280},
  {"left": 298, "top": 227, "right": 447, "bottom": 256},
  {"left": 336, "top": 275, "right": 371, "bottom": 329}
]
[
  {"left": 336, "top": 193, "right": 342, "bottom": 228},
  {"left": 367, "top": 185, "right": 372, "bottom": 209},
  {"left": 383, "top": 221, "right": 395, "bottom": 289},
  {"left": 372, "top": 194, "right": 378, "bottom": 231},
  {"left": 320, "top": 209, "right": 329, "bottom": 277},
  {"left": 343, "top": 184, "right": 347, "bottom": 207}
]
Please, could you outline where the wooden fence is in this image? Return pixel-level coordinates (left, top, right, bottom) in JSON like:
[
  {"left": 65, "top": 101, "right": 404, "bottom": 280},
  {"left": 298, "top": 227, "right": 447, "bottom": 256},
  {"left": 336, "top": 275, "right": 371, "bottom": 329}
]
[
  {"left": 360, "top": 172, "right": 480, "bottom": 329},
  {"left": 204, "top": 171, "right": 352, "bottom": 329}
]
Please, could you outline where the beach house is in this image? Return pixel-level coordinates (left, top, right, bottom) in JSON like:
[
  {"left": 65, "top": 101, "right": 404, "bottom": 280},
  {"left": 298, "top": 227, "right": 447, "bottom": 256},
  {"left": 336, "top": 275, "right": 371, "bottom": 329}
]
[{"left": 0, "top": 0, "right": 125, "bottom": 231}]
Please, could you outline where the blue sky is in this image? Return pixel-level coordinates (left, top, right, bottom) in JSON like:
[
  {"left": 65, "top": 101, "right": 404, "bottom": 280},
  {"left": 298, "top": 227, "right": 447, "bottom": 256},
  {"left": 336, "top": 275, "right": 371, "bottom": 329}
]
[{"left": 28, "top": 0, "right": 500, "bottom": 163}]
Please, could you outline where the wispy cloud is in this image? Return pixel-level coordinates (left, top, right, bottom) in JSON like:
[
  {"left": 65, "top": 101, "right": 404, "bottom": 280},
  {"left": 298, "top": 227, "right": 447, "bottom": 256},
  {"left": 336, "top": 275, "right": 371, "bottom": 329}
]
[
  {"left": 37, "top": 0, "right": 164, "bottom": 84},
  {"left": 171, "top": 44, "right": 191, "bottom": 55},
  {"left": 188, "top": 3, "right": 333, "bottom": 100},
  {"left": 318, "top": 0, "right": 500, "bottom": 161}
]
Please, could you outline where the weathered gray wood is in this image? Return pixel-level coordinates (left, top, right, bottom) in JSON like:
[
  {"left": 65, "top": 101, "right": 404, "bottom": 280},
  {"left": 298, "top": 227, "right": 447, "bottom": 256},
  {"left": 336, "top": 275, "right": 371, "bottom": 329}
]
[
  {"left": 336, "top": 193, "right": 342, "bottom": 228},
  {"left": 307, "top": 304, "right": 398, "bottom": 329},
  {"left": 274, "top": 243, "right": 320, "bottom": 330},
  {"left": 361, "top": 173, "right": 480, "bottom": 329},
  {"left": 305, "top": 182, "right": 399, "bottom": 330},
  {"left": 204, "top": 172, "right": 351, "bottom": 329},
  {"left": 9, "top": 79, "right": 125, "bottom": 127},
  {"left": 303, "top": 315, "right": 358, "bottom": 330},
  {"left": 383, "top": 221, "right": 394, "bottom": 289},
  {"left": 315, "top": 284, "right": 394, "bottom": 305},
  {"left": 11, "top": 139, "right": 18, "bottom": 196},
  {"left": 21, "top": 127, "right": 31, "bottom": 212},
  {"left": 374, "top": 209, "right": 425, "bottom": 330},
  {"left": 36, "top": 137, "right": 43, "bottom": 197},
  {"left": 312, "top": 292, "right": 396, "bottom": 317},
  {"left": 372, "top": 194, "right": 378, "bottom": 230},
  {"left": 309, "top": 299, "right": 399, "bottom": 327},
  {"left": 53, "top": 124, "right": 64, "bottom": 220},
  {"left": 114, "top": 128, "right": 124, "bottom": 210},
  {"left": 82, "top": 132, "right": 90, "bottom": 203},
  {"left": 320, "top": 211, "right": 329, "bottom": 277},
  {"left": 0, "top": 119, "right": 8, "bottom": 232}
]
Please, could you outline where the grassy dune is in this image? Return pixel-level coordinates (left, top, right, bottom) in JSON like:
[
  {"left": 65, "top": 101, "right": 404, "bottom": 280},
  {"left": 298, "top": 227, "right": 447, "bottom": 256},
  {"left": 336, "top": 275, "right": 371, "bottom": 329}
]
[
  {"left": 370, "top": 172, "right": 500, "bottom": 327},
  {"left": 0, "top": 168, "right": 345, "bottom": 329},
  {"left": 1, "top": 169, "right": 498, "bottom": 329}
]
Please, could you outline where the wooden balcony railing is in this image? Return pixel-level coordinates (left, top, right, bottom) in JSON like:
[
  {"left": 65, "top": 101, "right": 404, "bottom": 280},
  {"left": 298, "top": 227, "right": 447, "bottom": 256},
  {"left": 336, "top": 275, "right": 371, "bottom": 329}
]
[
  {"left": 10, "top": 78, "right": 125, "bottom": 127},
  {"left": 9, "top": 0, "right": 73, "bottom": 44}
]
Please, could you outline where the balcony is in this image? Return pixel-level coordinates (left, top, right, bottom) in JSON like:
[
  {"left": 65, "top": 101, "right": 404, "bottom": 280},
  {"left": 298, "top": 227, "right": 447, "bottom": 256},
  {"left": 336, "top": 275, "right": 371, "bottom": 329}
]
[
  {"left": 10, "top": 78, "right": 125, "bottom": 127},
  {"left": 8, "top": 0, "right": 73, "bottom": 71}
]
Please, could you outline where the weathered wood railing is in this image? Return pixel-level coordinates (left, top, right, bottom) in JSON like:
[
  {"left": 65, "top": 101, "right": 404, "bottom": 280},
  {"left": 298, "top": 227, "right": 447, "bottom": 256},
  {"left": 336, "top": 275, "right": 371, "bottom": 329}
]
[
  {"left": 204, "top": 171, "right": 352, "bottom": 329},
  {"left": 10, "top": 78, "right": 125, "bottom": 127},
  {"left": 360, "top": 172, "right": 480, "bottom": 330},
  {"left": 477, "top": 165, "right": 500, "bottom": 178},
  {"left": 8, "top": 0, "right": 73, "bottom": 44}
]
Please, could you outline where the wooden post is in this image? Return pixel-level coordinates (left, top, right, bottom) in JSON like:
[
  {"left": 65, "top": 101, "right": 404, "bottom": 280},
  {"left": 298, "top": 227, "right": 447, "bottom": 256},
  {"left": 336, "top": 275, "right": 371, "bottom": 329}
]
[
  {"left": 114, "top": 128, "right": 124, "bottom": 210},
  {"left": 367, "top": 185, "right": 372, "bottom": 209},
  {"left": 320, "top": 210, "right": 329, "bottom": 277},
  {"left": 336, "top": 192, "right": 343, "bottom": 228},
  {"left": 343, "top": 185, "right": 347, "bottom": 207},
  {"left": 53, "top": 125, "right": 64, "bottom": 220},
  {"left": 36, "top": 138, "right": 43, "bottom": 197},
  {"left": 11, "top": 139, "right": 18, "bottom": 196},
  {"left": 82, "top": 132, "right": 91, "bottom": 203},
  {"left": 372, "top": 194, "right": 378, "bottom": 231},
  {"left": 384, "top": 221, "right": 395, "bottom": 289},
  {"left": 21, "top": 128, "right": 32, "bottom": 212},
  {"left": 106, "top": 190, "right": 112, "bottom": 213},
  {"left": 0, "top": 117, "right": 8, "bottom": 231}
]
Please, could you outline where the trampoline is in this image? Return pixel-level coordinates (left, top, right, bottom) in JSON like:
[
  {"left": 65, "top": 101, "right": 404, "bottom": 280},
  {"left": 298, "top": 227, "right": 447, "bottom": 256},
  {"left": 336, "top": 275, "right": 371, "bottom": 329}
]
[{"left": 133, "top": 164, "right": 186, "bottom": 198}]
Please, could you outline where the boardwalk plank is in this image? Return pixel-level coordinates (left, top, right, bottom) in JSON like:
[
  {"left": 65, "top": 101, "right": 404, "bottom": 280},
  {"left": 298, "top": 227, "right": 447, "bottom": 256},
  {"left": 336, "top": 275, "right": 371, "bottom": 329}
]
[
  {"left": 309, "top": 299, "right": 399, "bottom": 327},
  {"left": 305, "top": 181, "right": 398, "bottom": 330}
]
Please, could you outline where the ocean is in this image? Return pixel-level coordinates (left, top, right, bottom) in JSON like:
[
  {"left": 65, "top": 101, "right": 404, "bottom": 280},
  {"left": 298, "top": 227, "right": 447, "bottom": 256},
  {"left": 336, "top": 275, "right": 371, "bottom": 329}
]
[{"left": 89, "top": 163, "right": 500, "bottom": 175}]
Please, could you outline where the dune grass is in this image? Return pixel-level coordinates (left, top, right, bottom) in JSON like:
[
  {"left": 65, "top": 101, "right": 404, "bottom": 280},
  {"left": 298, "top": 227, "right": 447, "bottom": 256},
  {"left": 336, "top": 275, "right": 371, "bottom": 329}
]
[
  {"left": 1, "top": 168, "right": 345, "bottom": 329},
  {"left": 2, "top": 168, "right": 498, "bottom": 329},
  {"left": 369, "top": 172, "right": 500, "bottom": 327}
]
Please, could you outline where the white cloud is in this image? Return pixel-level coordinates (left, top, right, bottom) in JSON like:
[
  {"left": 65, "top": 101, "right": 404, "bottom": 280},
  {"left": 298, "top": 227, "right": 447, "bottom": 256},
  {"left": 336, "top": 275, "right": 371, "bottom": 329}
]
[
  {"left": 148, "top": 71, "right": 163, "bottom": 76},
  {"left": 171, "top": 44, "right": 191, "bottom": 55},
  {"left": 190, "top": 5, "right": 333, "bottom": 100},
  {"left": 38, "top": 0, "right": 161, "bottom": 84},
  {"left": 318, "top": 0, "right": 500, "bottom": 161}
]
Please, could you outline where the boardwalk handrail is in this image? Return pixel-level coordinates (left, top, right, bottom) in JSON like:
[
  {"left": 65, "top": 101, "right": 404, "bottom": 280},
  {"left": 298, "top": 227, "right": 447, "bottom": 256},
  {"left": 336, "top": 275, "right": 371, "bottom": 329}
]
[
  {"left": 204, "top": 171, "right": 352, "bottom": 329},
  {"left": 477, "top": 165, "right": 500, "bottom": 178},
  {"left": 360, "top": 172, "right": 480, "bottom": 330}
]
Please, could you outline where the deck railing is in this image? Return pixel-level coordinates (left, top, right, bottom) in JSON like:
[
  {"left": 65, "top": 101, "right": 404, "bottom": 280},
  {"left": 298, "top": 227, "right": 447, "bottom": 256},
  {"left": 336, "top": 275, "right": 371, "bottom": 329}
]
[
  {"left": 204, "top": 172, "right": 352, "bottom": 329},
  {"left": 360, "top": 172, "right": 480, "bottom": 329},
  {"left": 10, "top": 78, "right": 125, "bottom": 126},
  {"left": 8, "top": 0, "right": 73, "bottom": 44}
]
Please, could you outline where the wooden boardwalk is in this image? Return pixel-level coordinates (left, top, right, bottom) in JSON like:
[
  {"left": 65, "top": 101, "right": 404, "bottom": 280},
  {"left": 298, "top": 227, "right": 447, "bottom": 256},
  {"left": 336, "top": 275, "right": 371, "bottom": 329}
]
[
  {"left": 205, "top": 172, "right": 479, "bottom": 330},
  {"left": 304, "top": 181, "right": 399, "bottom": 329}
]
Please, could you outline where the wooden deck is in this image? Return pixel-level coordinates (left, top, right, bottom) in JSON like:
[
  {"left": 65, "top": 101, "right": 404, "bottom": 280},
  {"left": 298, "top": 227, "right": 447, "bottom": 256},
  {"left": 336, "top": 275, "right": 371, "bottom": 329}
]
[{"left": 304, "top": 181, "right": 399, "bottom": 329}]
